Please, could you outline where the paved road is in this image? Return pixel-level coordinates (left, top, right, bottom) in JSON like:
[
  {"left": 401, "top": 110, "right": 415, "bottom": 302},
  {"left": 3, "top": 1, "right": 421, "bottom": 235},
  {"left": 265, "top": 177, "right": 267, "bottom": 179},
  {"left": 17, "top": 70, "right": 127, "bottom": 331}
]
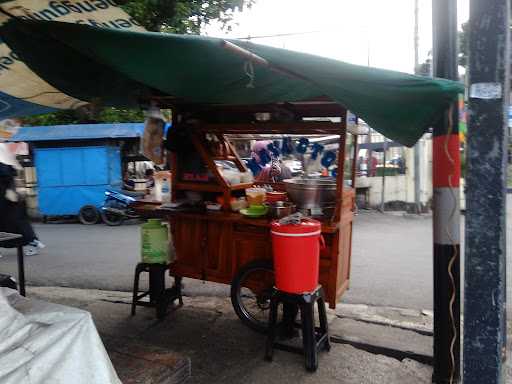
[{"left": 1, "top": 195, "right": 510, "bottom": 312}]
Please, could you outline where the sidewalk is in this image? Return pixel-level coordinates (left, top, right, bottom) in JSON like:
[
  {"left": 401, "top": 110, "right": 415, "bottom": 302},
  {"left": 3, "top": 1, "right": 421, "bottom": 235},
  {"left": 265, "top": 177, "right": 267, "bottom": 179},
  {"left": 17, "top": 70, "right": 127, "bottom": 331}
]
[{"left": 25, "top": 286, "right": 442, "bottom": 384}]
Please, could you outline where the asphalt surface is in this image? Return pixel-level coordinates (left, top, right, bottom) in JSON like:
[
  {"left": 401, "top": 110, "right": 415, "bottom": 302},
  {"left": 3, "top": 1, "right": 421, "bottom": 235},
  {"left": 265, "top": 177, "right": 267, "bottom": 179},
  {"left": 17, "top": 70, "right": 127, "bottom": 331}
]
[{"left": 1, "top": 194, "right": 511, "bottom": 313}]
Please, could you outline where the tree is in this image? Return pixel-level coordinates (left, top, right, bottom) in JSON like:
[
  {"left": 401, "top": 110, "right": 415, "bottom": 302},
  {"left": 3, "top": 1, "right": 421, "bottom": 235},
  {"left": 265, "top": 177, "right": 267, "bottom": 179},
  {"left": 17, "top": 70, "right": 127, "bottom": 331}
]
[
  {"left": 22, "top": 107, "right": 145, "bottom": 126},
  {"left": 119, "top": 0, "right": 253, "bottom": 33},
  {"left": 458, "top": 22, "right": 468, "bottom": 68},
  {"left": 21, "top": 0, "right": 253, "bottom": 125}
]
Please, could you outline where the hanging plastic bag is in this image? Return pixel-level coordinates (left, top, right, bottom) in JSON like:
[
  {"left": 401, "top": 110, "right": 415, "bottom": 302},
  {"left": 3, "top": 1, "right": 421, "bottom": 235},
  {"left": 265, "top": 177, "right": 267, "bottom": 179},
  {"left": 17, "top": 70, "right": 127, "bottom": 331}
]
[{"left": 142, "top": 107, "right": 165, "bottom": 166}]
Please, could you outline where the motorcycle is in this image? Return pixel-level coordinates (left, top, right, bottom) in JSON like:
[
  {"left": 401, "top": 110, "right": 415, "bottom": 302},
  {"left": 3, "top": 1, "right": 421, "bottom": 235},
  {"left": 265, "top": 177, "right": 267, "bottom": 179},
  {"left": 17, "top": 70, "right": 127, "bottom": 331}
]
[{"left": 101, "top": 190, "right": 140, "bottom": 226}]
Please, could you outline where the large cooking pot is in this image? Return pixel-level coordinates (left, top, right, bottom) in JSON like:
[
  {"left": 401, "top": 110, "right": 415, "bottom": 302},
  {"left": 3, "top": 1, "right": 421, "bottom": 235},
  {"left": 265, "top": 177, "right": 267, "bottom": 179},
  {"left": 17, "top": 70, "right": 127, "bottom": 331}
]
[{"left": 283, "top": 177, "right": 337, "bottom": 209}]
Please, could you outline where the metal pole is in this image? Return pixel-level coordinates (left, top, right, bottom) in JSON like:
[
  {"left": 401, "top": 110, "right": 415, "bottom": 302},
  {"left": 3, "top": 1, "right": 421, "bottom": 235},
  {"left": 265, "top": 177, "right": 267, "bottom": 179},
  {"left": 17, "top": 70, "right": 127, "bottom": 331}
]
[
  {"left": 380, "top": 141, "right": 387, "bottom": 212},
  {"left": 414, "top": 0, "right": 419, "bottom": 74},
  {"left": 414, "top": 0, "right": 422, "bottom": 213},
  {"left": 432, "top": 0, "right": 460, "bottom": 382},
  {"left": 17, "top": 245, "right": 25, "bottom": 297},
  {"left": 414, "top": 142, "right": 422, "bottom": 212},
  {"left": 366, "top": 131, "right": 373, "bottom": 178},
  {"left": 464, "top": 0, "right": 509, "bottom": 382},
  {"left": 351, "top": 134, "right": 358, "bottom": 189}
]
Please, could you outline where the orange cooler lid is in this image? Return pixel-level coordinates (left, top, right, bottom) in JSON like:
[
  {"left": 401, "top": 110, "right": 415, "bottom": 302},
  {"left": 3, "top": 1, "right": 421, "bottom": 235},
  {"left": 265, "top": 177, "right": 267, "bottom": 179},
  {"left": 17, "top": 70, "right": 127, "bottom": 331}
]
[{"left": 270, "top": 218, "right": 321, "bottom": 235}]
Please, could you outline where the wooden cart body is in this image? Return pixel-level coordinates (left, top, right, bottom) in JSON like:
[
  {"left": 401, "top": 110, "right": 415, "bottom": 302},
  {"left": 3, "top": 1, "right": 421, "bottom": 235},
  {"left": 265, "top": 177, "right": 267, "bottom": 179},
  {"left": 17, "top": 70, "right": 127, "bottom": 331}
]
[{"left": 139, "top": 101, "right": 357, "bottom": 308}]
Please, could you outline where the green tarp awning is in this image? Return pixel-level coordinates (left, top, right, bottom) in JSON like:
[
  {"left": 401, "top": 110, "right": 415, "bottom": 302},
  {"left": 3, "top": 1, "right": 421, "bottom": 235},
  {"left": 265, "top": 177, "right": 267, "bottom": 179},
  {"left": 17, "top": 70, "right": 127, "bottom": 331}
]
[{"left": 0, "top": 19, "right": 464, "bottom": 146}]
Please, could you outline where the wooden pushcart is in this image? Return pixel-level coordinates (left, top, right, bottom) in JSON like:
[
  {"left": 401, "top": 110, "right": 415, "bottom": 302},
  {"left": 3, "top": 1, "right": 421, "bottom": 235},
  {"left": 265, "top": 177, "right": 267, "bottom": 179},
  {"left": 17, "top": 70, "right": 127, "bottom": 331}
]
[{"left": 136, "top": 101, "right": 358, "bottom": 331}]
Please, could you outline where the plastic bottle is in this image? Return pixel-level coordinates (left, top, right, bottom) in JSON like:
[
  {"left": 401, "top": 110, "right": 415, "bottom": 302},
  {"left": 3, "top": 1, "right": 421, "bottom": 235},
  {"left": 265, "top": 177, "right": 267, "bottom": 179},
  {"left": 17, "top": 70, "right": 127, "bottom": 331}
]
[
  {"left": 141, "top": 219, "right": 169, "bottom": 264},
  {"left": 160, "top": 176, "right": 171, "bottom": 203},
  {"left": 152, "top": 171, "right": 171, "bottom": 202}
]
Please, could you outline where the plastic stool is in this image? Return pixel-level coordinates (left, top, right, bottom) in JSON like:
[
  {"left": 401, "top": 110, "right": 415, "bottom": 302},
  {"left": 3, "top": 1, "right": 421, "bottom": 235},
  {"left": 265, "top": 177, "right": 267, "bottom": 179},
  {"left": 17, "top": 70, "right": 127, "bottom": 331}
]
[
  {"left": 265, "top": 285, "right": 330, "bottom": 372},
  {"left": 131, "top": 262, "right": 183, "bottom": 319}
]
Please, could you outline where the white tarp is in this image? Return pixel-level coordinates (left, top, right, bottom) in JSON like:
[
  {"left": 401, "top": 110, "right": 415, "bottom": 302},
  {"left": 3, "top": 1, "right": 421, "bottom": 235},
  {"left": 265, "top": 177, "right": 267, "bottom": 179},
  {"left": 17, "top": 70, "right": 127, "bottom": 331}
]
[
  {"left": 0, "top": 288, "right": 121, "bottom": 384},
  {"left": 0, "top": 0, "right": 145, "bottom": 119}
]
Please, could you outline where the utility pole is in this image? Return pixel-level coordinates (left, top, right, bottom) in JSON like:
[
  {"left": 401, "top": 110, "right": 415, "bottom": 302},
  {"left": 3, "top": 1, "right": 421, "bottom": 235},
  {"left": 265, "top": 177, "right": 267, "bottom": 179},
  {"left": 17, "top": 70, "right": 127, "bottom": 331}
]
[
  {"left": 432, "top": 0, "right": 461, "bottom": 382},
  {"left": 414, "top": 0, "right": 422, "bottom": 213},
  {"left": 464, "top": 0, "right": 509, "bottom": 382}
]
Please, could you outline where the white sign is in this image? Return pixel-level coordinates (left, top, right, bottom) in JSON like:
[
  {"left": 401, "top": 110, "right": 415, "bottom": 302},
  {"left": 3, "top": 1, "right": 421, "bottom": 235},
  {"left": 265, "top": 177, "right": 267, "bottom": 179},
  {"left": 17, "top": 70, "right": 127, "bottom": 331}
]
[{"left": 469, "top": 82, "right": 502, "bottom": 100}]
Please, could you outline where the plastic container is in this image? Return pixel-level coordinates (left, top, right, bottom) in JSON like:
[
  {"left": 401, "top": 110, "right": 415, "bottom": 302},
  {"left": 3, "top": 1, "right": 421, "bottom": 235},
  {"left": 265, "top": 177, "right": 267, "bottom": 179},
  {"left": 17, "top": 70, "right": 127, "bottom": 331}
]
[
  {"left": 133, "top": 179, "right": 147, "bottom": 191},
  {"left": 220, "top": 169, "right": 241, "bottom": 185},
  {"left": 153, "top": 171, "right": 172, "bottom": 203},
  {"left": 270, "top": 218, "right": 322, "bottom": 294},
  {"left": 206, "top": 202, "right": 222, "bottom": 211},
  {"left": 240, "top": 171, "right": 254, "bottom": 183},
  {"left": 245, "top": 187, "right": 267, "bottom": 205},
  {"left": 141, "top": 219, "right": 169, "bottom": 264},
  {"left": 230, "top": 197, "right": 248, "bottom": 212}
]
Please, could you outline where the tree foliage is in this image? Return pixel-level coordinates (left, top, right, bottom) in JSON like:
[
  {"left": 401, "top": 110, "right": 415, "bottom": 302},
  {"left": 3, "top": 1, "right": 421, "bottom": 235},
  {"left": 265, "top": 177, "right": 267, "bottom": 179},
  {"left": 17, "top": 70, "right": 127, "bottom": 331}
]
[
  {"left": 119, "top": 0, "right": 253, "bottom": 33},
  {"left": 415, "top": 22, "right": 467, "bottom": 78},
  {"left": 21, "top": 0, "right": 253, "bottom": 126},
  {"left": 22, "top": 106, "right": 146, "bottom": 126},
  {"left": 458, "top": 22, "right": 468, "bottom": 68}
]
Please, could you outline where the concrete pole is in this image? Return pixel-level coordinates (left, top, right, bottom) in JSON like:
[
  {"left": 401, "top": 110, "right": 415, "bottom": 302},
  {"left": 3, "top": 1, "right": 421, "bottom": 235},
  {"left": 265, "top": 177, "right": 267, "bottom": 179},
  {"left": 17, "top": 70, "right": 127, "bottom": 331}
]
[
  {"left": 464, "top": 0, "right": 509, "bottom": 382},
  {"left": 432, "top": 0, "right": 461, "bottom": 382}
]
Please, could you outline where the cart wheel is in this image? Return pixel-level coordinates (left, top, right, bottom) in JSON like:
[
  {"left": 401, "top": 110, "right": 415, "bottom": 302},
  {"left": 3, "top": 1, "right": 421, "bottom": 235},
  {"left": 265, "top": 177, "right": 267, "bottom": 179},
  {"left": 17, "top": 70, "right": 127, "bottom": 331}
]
[
  {"left": 101, "top": 209, "right": 124, "bottom": 226},
  {"left": 78, "top": 205, "right": 100, "bottom": 225},
  {"left": 231, "top": 259, "right": 275, "bottom": 334}
]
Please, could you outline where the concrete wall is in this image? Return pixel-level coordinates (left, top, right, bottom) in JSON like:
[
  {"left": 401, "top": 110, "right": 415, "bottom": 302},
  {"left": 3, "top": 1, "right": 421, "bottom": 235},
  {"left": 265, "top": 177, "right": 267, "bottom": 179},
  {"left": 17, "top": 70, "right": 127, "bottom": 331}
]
[
  {"left": 366, "top": 175, "right": 407, "bottom": 206},
  {"left": 357, "top": 137, "right": 434, "bottom": 208}
]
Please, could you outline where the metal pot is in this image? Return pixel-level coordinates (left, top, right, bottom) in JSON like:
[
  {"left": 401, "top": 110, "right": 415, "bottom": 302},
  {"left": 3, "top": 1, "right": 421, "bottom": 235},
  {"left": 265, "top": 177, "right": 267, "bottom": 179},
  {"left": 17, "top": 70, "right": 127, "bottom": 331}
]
[
  {"left": 267, "top": 201, "right": 296, "bottom": 219},
  {"left": 283, "top": 177, "right": 337, "bottom": 209}
]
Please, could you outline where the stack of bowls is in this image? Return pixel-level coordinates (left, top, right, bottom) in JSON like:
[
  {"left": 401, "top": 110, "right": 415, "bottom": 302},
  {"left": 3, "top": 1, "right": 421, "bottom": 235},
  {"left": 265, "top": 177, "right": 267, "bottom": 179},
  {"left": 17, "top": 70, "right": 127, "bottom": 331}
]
[{"left": 266, "top": 191, "right": 288, "bottom": 203}]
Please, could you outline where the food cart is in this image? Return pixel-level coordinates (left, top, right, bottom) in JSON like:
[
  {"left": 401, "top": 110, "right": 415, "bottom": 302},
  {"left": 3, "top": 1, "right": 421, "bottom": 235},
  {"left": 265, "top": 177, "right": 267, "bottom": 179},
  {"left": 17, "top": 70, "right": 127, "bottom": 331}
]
[
  {"left": 0, "top": 17, "right": 463, "bottom": 331},
  {"left": 8, "top": 123, "right": 146, "bottom": 224},
  {"left": 135, "top": 101, "right": 357, "bottom": 331}
]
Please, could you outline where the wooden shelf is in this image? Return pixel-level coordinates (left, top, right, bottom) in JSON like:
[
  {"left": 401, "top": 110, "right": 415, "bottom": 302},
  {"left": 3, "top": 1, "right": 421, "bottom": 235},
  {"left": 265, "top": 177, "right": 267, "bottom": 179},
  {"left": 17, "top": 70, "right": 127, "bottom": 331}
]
[
  {"left": 174, "top": 181, "right": 224, "bottom": 192},
  {"left": 228, "top": 182, "right": 254, "bottom": 190},
  {"left": 212, "top": 155, "right": 237, "bottom": 161},
  {"left": 198, "top": 121, "right": 343, "bottom": 135},
  {"left": 134, "top": 205, "right": 340, "bottom": 233},
  {"left": 174, "top": 181, "right": 254, "bottom": 192}
]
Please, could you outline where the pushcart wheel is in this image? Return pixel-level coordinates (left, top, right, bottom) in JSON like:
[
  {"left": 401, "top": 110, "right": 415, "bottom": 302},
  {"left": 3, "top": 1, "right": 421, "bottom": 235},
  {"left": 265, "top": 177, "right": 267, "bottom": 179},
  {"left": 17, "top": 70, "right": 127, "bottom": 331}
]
[
  {"left": 230, "top": 259, "right": 275, "bottom": 334},
  {"left": 78, "top": 205, "right": 100, "bottom": 225},
  {"left": 100, "top": 209, "right": 124, "bottom": 226}
]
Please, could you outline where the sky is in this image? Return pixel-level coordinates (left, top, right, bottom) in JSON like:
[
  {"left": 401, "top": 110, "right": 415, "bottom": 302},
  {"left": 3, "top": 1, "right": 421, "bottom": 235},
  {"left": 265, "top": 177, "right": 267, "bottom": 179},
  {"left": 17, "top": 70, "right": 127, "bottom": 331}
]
[{"left": 204, "top": 0, "right": 469, "bottom": 74}]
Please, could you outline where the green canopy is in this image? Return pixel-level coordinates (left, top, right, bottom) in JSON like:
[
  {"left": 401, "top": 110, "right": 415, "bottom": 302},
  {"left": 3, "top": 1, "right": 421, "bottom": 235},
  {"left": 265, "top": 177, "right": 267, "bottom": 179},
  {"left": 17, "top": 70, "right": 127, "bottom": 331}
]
[{"left": 0, "top": 19, "right": 464, "bottom": 146}]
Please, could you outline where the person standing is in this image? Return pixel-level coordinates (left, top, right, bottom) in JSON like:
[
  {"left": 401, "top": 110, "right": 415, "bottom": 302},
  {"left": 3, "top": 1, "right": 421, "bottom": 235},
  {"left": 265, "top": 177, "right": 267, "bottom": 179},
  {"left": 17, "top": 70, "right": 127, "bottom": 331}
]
[{"left": 0, "top": 144, "right": 45, "bottom": 256}]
